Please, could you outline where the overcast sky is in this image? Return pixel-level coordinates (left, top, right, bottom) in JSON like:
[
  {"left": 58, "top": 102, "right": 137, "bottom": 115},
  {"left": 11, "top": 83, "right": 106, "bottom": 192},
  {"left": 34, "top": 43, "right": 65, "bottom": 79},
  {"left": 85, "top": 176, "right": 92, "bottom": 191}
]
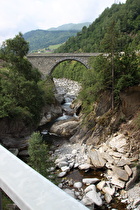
[{"left": 0, "top": 0, "right": 126, "bottom": 44}]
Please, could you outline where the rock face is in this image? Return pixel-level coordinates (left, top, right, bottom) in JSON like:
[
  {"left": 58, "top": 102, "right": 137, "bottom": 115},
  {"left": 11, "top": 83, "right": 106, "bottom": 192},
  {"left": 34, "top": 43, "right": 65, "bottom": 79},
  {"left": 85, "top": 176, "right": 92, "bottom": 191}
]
[
  {"left": 120, "top": 86, "right": 140, "bottom": 119},
  {"left": 0, "top": 117, "right": 33, "bottom": 138},
  {"left": 69, "top": 86, "right": 140, "bottom": 149}
]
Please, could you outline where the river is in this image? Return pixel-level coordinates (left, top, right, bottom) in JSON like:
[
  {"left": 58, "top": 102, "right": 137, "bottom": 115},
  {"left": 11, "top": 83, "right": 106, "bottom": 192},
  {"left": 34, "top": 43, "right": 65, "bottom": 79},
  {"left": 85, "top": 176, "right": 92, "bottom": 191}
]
[{"left": 38, "top": 78, "right": 127, "bottom": 210}]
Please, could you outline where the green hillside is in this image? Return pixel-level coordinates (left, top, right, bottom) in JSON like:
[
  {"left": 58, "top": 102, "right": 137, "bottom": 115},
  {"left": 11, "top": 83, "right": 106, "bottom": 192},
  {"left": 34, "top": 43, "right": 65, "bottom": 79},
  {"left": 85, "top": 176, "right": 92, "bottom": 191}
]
[
  {"left": 23, "top": 23, "right": 90, "bottom": 52},
  {"left": 55, "top": 0, "right": 140, "bottom": 53}
]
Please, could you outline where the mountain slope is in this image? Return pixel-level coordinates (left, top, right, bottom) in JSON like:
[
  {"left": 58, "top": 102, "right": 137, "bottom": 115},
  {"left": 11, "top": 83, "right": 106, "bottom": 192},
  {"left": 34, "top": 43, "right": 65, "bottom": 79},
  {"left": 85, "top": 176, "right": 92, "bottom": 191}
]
[
  {"left": 23, "top": 22, "right": 90, "bottom": 52},
  {"left": 48, "top": 22, "right": 91, "bottom": 31},
  {"left": 55, "top": 0, "right": 140, "bottom": 53}
]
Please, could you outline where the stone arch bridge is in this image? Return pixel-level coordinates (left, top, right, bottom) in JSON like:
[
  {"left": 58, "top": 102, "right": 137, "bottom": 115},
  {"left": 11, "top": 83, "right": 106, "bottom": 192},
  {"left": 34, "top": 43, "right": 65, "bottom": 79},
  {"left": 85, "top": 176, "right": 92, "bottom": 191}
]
[{"left": 27, "top": 53, "right": 100, "bottom": 76}]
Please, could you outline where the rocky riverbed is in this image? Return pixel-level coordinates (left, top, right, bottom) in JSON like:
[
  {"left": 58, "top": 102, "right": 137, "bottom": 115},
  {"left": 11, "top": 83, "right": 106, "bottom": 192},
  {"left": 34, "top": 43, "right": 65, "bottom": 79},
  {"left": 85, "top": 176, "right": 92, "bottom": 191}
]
[
  {"left": 47, "top": 78, "right": 140, "bottom": 210},
  {"left": 2, "top": 78, "right": 139, "bottom": 210},
  {"left": 52, "top": 133, "right": 140, "bottom": 210}
]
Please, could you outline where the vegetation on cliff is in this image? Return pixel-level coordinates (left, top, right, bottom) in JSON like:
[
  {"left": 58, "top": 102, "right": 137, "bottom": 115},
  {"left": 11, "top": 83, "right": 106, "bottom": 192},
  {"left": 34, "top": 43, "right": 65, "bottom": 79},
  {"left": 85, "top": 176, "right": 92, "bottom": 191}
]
[{"left": 0, "top": 33, "right": 55, "bottom": 128}]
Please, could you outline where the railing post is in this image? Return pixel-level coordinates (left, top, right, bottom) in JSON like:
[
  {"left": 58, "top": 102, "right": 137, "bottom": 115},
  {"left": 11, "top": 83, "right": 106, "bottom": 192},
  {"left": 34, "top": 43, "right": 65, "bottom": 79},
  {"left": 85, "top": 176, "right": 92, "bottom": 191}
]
[{"left": 0, "top": 189, "right": 2, "bottom": 210}]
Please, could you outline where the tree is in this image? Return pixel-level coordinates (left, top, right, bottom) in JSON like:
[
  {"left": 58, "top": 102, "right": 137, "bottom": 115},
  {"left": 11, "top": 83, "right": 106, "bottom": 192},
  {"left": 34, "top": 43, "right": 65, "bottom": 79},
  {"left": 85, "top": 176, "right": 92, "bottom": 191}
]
[
  {"left": 0, "top": 33, "right": 41, "bottom": 82},
  {"left": 114, "top": 50, "right": 140, "bottom": 94},
  {"left": 101, "top": 20, "right": 118, "bottom": 109},
  {"left": 28, "top": 132, "right": 57, "bottom": 183},
  {"left": 0, "top": 33, "right": 53, "bottom": 126},
  {"left": 0, "top": 32, "right": 29, "bottom": 62}
]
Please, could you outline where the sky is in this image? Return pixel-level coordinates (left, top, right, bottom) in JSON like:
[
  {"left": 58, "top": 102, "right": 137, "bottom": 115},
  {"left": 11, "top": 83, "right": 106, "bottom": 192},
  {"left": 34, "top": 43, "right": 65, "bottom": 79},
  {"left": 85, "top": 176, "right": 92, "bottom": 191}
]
[{"left": 0, "top": 0, "right": 126, "bottom": 44}]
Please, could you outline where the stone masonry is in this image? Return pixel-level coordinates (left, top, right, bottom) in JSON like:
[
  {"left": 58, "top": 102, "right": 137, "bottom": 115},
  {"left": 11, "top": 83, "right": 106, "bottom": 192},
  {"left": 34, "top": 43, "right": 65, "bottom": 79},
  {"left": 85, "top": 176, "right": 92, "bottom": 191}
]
[{"left": 27, "top": 53, "right": 100, "bottom": 76}]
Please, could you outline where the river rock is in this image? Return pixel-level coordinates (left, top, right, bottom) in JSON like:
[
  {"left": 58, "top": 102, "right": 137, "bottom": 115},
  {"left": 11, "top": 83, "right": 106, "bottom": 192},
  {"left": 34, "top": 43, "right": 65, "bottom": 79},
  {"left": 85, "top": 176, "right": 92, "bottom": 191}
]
[
  {"left": 57, "top": 171, "right": 67, "bottom": 177},
  {"left": 82, "top": 178, "right": 100, "bottom": 185},
  {"left": 50, "top": 119, "right": 80, "bottom": 137},
  {"left": 124, "top": 165, "right": 132, "bottom": 177},
  {"left": 116, "top": 158, "right": 131, "bottom": 167},
  {"left": 73, "top": 182, "right": 82, "bottom": 189},
  {"left": 82, "top": 185, "right": 102, "bottom": 206},
  {"left": 112, "top": 166, "right": 129, "bottom": 181},
  {"left": 57, "top": 161, "right": 68, "bottom": 168},
  {"left": 97, "top": 181, "right": 106, "bottom": 191},
  {"left": 107, "top": 134, "right": 127, "bottom": 153},
  {"left": 88, "top": 149, "right": 106, "bottom": 168},
  {"left": 55, "top": 157, "right": 68, "bottom": 164},
  {"left": 105, "top": 193, "right": 112, "bottom": 203},
  {"left": 100, "top": 152, "right": 114, "bottom": 164},
  {"left": 108, "top": 151, "right": 123, "bottom": 158},
  {"left": 111, "top": 175, "right": 125, "bottom": 188},
  {"left": 78, "top": 163, "right": 92, "bottom": 170},
  {"left": 102, "top": 186, "right": 115, "bottom": 196},
  {"left": 72, "top": 149, "right": 77, "bottom": 155},
  {"left": 61, "top": 166, "right": 70, "bottom": 172},
  {"left": 98, "top": 143, "right": 109, "bottom": 153},
  {"left": 84, "top": 185, "right": 96, "bottom": 193},
  {"left": 53, "top": 78, "right": 81, "bottom": 97}
]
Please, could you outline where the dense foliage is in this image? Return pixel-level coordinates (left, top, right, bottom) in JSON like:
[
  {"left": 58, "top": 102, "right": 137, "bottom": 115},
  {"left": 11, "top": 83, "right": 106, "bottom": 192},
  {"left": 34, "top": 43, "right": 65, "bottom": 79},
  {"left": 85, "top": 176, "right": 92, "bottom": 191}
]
[
  {"left": 52, "top": 60, "right": 87, "bottom": 81},
  {"left": 79, "top": 52, "right": 140, "bottom": 112},
  {"left": 55, "top": 0, "right": 140, "bottom": 53},
  {"left": 0, "top": 33, "right": 55, "bottom": 126},
  {"left": 28, "top": 132, "right": 57, "bottom": 182}
]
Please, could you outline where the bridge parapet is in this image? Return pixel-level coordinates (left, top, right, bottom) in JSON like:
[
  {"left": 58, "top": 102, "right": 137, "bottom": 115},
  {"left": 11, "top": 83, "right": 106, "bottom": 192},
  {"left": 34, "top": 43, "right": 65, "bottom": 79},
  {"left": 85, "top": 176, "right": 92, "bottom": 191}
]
[{"left": 0, "top": 145, "right": 88, "bottom": 210}]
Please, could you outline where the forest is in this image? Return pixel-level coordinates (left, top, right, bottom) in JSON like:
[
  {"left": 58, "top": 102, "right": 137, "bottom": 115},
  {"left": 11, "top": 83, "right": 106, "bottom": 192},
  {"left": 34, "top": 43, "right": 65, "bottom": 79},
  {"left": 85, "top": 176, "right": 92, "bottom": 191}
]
[{"left": 55, "top": 0, "right": 140, "bottom": 53}]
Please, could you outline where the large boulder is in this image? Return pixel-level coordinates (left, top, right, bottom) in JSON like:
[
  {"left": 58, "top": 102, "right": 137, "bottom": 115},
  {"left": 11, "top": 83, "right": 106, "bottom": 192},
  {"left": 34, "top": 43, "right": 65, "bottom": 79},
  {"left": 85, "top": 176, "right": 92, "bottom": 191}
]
[
  {"left": 50, "top": 118, "right": 80, "bottom": 137},
  {"left": 88, "top": 149, "right": 106, "bottom": 168},
  {"left": 82, "top": 185, "right": 103, "bottom": 206},
  {"left": 107, "top": 133, "right": 128, "bottom": 153}
]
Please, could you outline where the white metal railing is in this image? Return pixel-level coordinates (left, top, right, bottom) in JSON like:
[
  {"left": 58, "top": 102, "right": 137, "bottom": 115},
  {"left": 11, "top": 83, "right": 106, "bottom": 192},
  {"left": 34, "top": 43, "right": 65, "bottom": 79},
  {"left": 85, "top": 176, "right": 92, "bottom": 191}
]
[{"left": 0, "top": 145, "right": 88, "bottom": 210}]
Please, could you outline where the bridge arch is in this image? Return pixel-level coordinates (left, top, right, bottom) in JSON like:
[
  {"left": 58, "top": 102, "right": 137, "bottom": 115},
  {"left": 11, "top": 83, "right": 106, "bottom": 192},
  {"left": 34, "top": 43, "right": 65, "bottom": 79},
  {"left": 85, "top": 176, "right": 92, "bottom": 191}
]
[
  {"left": 27, "top": 53, "right": 100, "bottom": 76},
  {"left": 50, "top": 58, "right": 88, "bottom": 74}
]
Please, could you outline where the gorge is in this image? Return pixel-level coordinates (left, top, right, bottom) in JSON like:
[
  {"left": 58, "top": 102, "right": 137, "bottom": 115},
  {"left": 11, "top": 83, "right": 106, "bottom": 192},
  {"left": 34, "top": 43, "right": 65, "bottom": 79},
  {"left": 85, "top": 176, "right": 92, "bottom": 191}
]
[
  {"left": 0, "top": 76, "right": 140, "bottom": 209},
  {"left": 39, "top": 78, "right": 140, "bottom": 210}
]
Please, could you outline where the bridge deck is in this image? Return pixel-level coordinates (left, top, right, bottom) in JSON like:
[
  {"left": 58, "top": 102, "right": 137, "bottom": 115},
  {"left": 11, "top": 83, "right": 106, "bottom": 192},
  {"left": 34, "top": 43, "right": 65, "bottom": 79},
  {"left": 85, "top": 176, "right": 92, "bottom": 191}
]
[
  {"left": 27, "top": 53, "right": 101, "bottom": 57},
  {"left": 0, "top": 145, "right": 88, "bottom": 210}
]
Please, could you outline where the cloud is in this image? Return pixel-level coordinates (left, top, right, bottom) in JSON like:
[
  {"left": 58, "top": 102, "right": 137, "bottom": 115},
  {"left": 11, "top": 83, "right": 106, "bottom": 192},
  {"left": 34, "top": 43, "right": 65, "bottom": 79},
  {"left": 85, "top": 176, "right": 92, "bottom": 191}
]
[{"left": 0, "top": 0, "right": 126, "bottom": 44}]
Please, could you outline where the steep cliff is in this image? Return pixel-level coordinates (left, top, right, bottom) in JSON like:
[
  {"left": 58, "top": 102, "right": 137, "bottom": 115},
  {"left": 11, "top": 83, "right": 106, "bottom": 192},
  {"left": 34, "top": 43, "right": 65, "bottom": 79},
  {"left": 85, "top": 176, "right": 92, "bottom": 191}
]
[{"left": 70, "top": 86, "right": 140, "bottom": 156}]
